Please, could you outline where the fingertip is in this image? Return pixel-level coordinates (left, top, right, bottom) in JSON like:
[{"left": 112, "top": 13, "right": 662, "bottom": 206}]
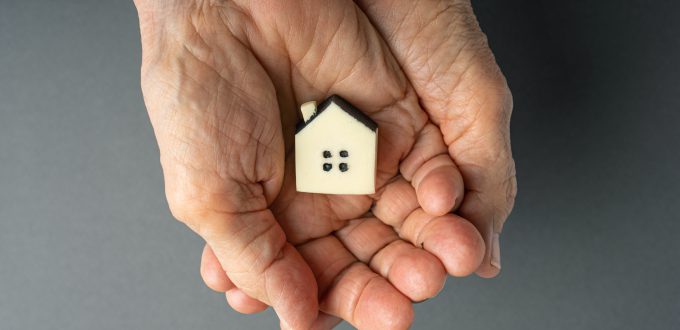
[
  {"left": 388, "top": 248, "right": 447, "bottom": 301},
  {"left": 270, "top": 244, "right": 319, "bottom": 330},
  {"left": 416, "top": 165, "right": 463, "bottom": 216},
  {"left": 410, "top": 153, "right": 464, "bottom": 217},
  {"left": 200, "top": 244, "right": 233, "bottom": 292},
  {"left": 355, "top": 278, "right": 414, "bottom": 330},
  {"left": 421, "top": 215, "right": 485, "bottom": 276},
  {"left": 225, "top": 289, "right": 269, "bottom": 314}
]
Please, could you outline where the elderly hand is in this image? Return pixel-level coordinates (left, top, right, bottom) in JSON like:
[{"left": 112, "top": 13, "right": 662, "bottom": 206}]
[{"left": 134, "top": 0, "right": 516, "bottom": 329}]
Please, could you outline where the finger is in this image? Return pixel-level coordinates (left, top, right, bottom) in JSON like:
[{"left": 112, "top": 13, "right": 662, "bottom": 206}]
[
  {"left": 225, "top": 289, "right": 269, "bottom": 315},
  {"left": 357, "top": 0, "right": 517, "bottom": 276},
  {"left": 431, "top": 69, "right": 515, "bottom": 278},
  {"left": 372, "top": 176, "right": 419, "bottom": 228},
  {"left": 296, "top": 236, "right": 414, "bottom": 330},
  {"left": 373, "top": 178, "right": 484, "bottom": 276},
  {"left": 198, "top": 210, "right": 318, "bottom": 328},
  {"left": 399, "top": 123, "right": 464, "bottom": 216},
  {"left": 435, "top": 78, "right": 515, "bottom": 278},
  {"left": 400, "top": 209, "right": 484, "bottom": 276},
  {"left": 335, "top": 218, "right": 446, "bottom": 301},
  {"left": 200, "top": 244, "right": 233, "bottom": 292},
  {"left": 201, "top": 244, "right": 269, "bottom": 314}
]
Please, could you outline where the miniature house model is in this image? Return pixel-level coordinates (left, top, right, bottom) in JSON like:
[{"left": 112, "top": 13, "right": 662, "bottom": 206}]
[{"left": 295, "top": 95, "right": 378, "bottom": 195}]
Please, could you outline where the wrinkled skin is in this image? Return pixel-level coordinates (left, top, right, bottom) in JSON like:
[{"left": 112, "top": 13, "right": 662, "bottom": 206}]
[{"left": 134, "top": 0, "right": 516, "bottom": 329}]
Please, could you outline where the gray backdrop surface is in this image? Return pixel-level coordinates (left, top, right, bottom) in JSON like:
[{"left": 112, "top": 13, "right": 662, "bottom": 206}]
[{"left": 1, "top": 1, "right": 679, "bottom": 329}]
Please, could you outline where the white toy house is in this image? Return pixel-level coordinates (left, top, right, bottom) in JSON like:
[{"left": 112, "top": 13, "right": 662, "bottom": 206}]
[{"left": 295, "top": 95, "right": 378, "bottom": 195}]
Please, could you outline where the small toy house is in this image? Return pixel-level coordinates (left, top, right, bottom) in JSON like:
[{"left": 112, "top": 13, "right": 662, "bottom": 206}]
[{"left": 295, "top": 95, "right": 378, "bottom": 195}]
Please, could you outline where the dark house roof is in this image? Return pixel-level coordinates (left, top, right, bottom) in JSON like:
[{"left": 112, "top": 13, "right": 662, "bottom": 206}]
[{"left": 295, "top": 95, "right": 379, "bottom": 134}]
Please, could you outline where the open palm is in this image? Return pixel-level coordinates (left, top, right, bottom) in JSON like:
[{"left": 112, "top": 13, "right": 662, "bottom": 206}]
[{"left": 135, "top": 0, "right": 516, "bottom": 329}]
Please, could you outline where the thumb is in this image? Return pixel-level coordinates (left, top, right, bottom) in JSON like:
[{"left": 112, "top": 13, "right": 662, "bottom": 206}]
[
  {"left": 153, "top": 107, "right": 319, "bottom": 328},
  {"left": 193, "top": 207, "right": 318, "bottom": 328}
]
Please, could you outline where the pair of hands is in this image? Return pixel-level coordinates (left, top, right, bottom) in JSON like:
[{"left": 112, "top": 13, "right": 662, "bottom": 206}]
[{"left": 134, "top": 0, "right": 516, "bottom": 329}]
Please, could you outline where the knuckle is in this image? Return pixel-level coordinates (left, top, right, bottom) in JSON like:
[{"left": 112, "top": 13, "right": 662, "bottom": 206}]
[
  {"left": 165, "top": 185, "right": 215, "bottom": 229},
  {"left": 471, "top": 72, "right": 512, "bottom": 126},
  {"left": 239, "top": 223, "right": 286, "bottom": 274}
]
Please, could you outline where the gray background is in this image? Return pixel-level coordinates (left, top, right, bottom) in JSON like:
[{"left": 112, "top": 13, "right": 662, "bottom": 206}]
[{"left": 1, "top": 0, "right": 679, "bottom": 329}]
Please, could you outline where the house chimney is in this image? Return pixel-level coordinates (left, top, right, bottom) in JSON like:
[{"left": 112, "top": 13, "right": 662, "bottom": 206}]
[{"left": 300, "top": 101, "right": 317, "bottom": 122}]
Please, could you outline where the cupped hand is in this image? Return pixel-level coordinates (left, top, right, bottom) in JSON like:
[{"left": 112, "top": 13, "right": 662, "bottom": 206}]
[{"left": 134, "top": 0, "right": 516, "bottom": 329}]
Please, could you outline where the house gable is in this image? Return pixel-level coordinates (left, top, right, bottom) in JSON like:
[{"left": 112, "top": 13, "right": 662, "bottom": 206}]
[{"left": 295, "top": 95, "right": 378, "bottom": 134}]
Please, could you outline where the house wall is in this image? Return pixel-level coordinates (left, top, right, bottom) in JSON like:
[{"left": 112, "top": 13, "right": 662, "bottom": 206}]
[{"left": 295, "top": 104, "right": 377, "bottom": 194}]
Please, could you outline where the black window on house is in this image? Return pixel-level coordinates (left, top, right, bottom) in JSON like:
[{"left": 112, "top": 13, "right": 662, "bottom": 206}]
[{"left": 321, "top": 149, "right": 349, "bottom": 173}]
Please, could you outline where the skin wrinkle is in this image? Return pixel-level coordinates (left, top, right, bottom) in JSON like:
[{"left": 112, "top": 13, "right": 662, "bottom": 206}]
[
  {"left": 319, "top": 260, "right": 362, "bottom": 300},
  {"left": 350, "top": 275, "right": 382, "bottom": 326},
  {"left": 214, "top": 2, "right": 253, "bottom": 44},
  {"left": 183, "top": 10, "right": 276, "bottom": 114},
  {"left": 401, "top": 127, "right": 448, "bottom": 179},
  {"left": 463, "top": 163, "right": 516, "bottom": 220},
  {"left": 331, "top": 39, "right": 372, "bottom": 89},
  {"left": 374, "top": 3, "right": 485, "bottom": 121},
  {"left": 367, "top": 239, "right": 401, "bottom": 273},
  {"left": 329, "top": 6, "right": 369, "bottom": 88},
  {"left": 437, "top": 56, "right": 487, "bottom": 116},
  {"left": 384, "top": 0, "right": 414, "bottom": 41},
  {"left": 332, "top": 220, "right": 363, "bottom": 247},
  {"left": 234, "top": 222, "right": 280, "bottom": 273},
  {"left": 318, "top": 257, "right": 351, "bottom": 292},
  {"left": 164, "top": 166, "right": 227, "bottom": 210},
  {"left": 370, "top": 174, "right": 401, "bottom": 201},
  {"left": 441, "top": 100, "right": 481, "bottom": 148},
  {"left": 182, "top": 47, "right": 267, "bottom": 116},
  {"left": 381, "top": 196, "right": 415, "bottom": 225},
  {"left": 303, "top": 6, "right": 347, "bottom": 86},
  {"left": 327, "top": 195, "right": 371, "bottom": 225},
  {"left": 400, "top": 6, "right": 447, "bottom": 60},
  {"left": 449, "top": 128, "right": 512, "bottom": 185},
  {"left": 386, "top": 201, "right": 411, "bottom": 231},
  {"left": 375, "top": 119, "right": 412, "bottom": 161},
  {"left": 290, "top": 7, "right": 320, "bottom": 69},
  {"left": 269, "top": 260, "right": 290, "bottom": 305},
  {"left": 331, "top": 6, "right": 372, "bottom": 88},
  {"left": 370, "top": 89, "right": 420, "bottom": 130},
  {"left": 177, "top": 39, "right": 270, "bottom": 126},
  {"left": 176, "top": 47, "right": 215, "bottom": 98},
  {"left": 176, "top": 32, "right": 283, "bottom": 188},
  {"left": 338, "top": 219, "right": 400, "bottom": 264},
  {"left": 166, "top": 164, "right": 266, "bottom": 214},
  {"left": 297, "top": 236, "right": 356, "bottom": 291},
  {"left": 412, "top": 220, "right": 431, "bottom": 249}
]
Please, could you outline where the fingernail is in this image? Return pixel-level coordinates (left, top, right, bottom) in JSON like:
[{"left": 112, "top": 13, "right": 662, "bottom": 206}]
[{"left": 490, "top": 233, "right": 501, "bottom": 270}]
